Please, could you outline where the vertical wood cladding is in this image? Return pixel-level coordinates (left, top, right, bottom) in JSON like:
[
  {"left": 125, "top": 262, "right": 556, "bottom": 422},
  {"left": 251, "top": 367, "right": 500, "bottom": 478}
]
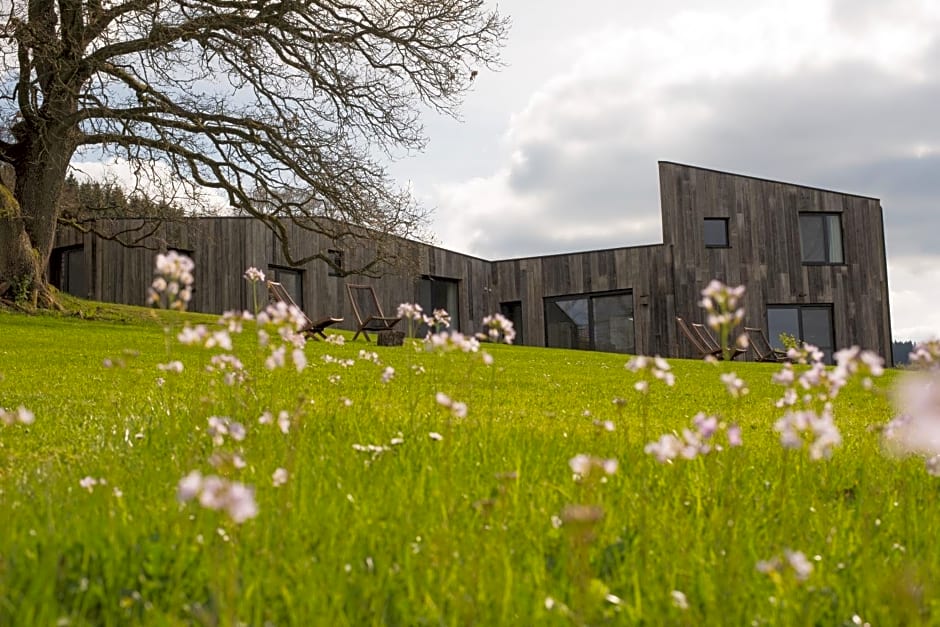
[
  {"left": 491, "top": 245, "right": 674, "bottom": 355},
  {"left": 659, "top": 162, "right": 892, "bottom": 362},
  {"left": 51, "top": 162, "right": 892, "bottom": 361},
  {"left": 53, "top": 218, "right": 495, "bottom": 336}
]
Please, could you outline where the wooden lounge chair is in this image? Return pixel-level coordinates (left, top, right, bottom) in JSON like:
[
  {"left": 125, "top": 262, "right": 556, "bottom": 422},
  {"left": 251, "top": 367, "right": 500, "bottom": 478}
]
[
  {"left": 266, "top": 280, "right": 343, "bottom": 339},
  {"left": 744, "top": 326, "right": 790, "bottom": 362},
  {"left": 345, "top": 283, "right": 402, "bottom": 342},
  {"left": 677, "top": 316, "right": 723, "bottom": 360},
  {"left": 691, "top": 322, "right": 746, "bottom": 360}
]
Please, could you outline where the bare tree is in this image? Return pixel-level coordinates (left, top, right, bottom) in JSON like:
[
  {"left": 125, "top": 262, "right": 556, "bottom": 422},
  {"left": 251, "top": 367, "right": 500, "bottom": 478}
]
[{"left": 0, "top": 0, "right": 508, "bottom": 305}]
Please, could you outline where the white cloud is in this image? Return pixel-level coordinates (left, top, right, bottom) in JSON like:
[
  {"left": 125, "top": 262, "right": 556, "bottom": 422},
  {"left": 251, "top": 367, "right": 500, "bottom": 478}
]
[
  {"left": 423, "top": 0, "right": 940, "bottom": 339},
  {"left": 888, "top": 257, "right": 940, "bottom": 341},
  {"left": 69, "top": 156, "right": 231, "bottom": 215}
]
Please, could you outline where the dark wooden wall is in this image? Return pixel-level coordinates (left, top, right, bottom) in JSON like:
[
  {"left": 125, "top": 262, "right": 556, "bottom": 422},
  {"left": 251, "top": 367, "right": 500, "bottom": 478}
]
[
  {"left": 491, "top": 244, "right": 673, "bottom": 355},
  {"left": 52, "top": 218, "right": 496, "bottom": 335},
  {"left": 51, "top": 162, "right": 893, "bottom": 361},
  {"left": 659, "top": 161, "right": 893, "bottom": 361}
]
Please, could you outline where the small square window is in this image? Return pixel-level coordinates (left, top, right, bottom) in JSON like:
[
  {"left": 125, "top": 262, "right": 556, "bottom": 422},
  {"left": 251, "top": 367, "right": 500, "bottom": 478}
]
[
  {"left": 327, "top": 249, "right": 344, "bottom": 277},
  {"left": 704, "top": 218, "right": 729, "bottom": 248},
  {"left": 799, "top": 213, "right": 843, "bottom": 264}
]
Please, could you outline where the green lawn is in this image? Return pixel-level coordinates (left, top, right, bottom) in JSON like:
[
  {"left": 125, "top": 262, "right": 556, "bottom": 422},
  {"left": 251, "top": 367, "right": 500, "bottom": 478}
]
[{"left": 0, "top": 304, "right": 933, "bottom": 626}]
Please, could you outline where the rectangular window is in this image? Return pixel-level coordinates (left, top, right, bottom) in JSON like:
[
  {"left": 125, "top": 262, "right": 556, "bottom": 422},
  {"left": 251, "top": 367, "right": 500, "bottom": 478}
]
[
  {"left": 499, "top": 301, "right": 524, "bottom": 344},
  {"left": 545, "top": 291, "right": 634, "bottom": 354},
  {"left": 327, "top": 249, "right": 344, "bottom": 277},
  {"left": 799, "top": 213, "right": 843, "bottom": 264},
  {"left": 703, "top": 217, "right": 729, "bottom": 248},
  {"left": 418, "top": 276, "right": 460, "bottom": 331},
  {"left": 767, "top": 304, "right": 835, "bottom": 363},
  {"left": 270, "top": 266, "right": 304, "bottom": 310},
  {"left": 50, "top": 245, "right": 86, "bottom": 297}
]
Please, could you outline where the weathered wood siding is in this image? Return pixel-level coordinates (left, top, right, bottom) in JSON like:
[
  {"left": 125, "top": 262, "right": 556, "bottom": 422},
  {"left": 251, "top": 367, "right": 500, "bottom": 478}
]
[
  {"left": 52, "top": 218, "right": 495, "bottom": 335},
  {"left": 659, "top": 162, "right": 892, "bottom": 361},
  {"left": 51, "top": 162, "right": 892, "bottom": 360},
  {"left": 492, "top": 244, "right": 673, "bottom": 355}
]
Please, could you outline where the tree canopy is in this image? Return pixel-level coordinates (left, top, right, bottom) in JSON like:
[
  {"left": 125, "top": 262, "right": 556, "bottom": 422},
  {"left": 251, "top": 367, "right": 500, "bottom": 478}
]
[{"left": 0, "top": 0, "right": 508, "bottom": 304}]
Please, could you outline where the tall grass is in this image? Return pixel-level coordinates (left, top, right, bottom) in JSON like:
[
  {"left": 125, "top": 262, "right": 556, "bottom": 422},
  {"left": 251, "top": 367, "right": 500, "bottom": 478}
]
[{"left": 0, "top": 302, "right": 933, "bottom": 626}]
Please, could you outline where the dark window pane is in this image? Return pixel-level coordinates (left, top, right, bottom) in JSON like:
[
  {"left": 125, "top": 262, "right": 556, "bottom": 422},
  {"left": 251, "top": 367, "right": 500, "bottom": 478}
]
[
  {"left": 418, "top": 277, "right": 460, "bottom": 332},
  {"left": 767, "top": 307, "right": 800, "bottom": 350},
  {"left": 499, "top": 301, "right": 523, "bottom": 344},
  {"left": 703, "top": 218, "right": 729, "bottom": 247},
  {"left": 801, "top": 307, "right": 833, "bottom": 352},
  {"left": 800, "top": 214, "right": 826, "bottom": 262},
  {"left": 327, "top": 249, "right": 344, "bottom": 277},
  {"left": 546, "top": 298, "right": 590, "bottom": 350},
  {"left": 272, "top": 268, "right": 303, "bottom": 310},
  {"left": 592, "top": 294, "right": 634, "bottom": 353},
  {"left": 64, "top": 248, "right": 86, "bottom": 297}
]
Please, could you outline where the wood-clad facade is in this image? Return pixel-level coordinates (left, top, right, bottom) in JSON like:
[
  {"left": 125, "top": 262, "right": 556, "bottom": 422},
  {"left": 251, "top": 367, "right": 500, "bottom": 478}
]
[
  {"left": 659, "top": 162, "right": 892, "bottom": 362},
  {"left": 51, "top": 162, "right": 893, "bottom": 362}
]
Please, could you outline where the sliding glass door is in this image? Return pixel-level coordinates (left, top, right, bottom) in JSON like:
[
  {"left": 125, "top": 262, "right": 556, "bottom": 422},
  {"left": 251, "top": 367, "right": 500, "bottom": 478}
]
[{"left": 545, "top": 291, "right": 635, "bottom": 354}]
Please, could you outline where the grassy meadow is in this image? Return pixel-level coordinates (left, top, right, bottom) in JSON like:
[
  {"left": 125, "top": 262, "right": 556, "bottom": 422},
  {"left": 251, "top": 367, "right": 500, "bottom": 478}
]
[{"left": 0, "top": 300, "right": 936, "bottom": 626}]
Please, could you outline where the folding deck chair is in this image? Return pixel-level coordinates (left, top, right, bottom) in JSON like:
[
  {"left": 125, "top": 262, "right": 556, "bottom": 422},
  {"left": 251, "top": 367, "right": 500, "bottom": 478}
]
[
  {"left": 676, "top": 316, "right": 723, "bottom": 360},
  {"left": 266, "top": 280, "right": 343, "bottom": 339},
  {"left": 676, "top": 316, "right": 744, "bottom": 360},
  {"left": 744, "top": 326, "right": 790, "bottom": 362},
  {"left": 691, "top": 321, "right": 746, "bottom": 361},
  {"left": 345, "top": 283, "right": 402, "bottom": 342}
]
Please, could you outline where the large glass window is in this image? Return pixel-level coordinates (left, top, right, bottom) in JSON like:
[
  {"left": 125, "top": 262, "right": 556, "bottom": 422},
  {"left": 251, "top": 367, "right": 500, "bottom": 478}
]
[
  {"left": 270, "top": 266, "right": 304, "bottom": 310},
  {"left": 799, "top": 213, "right": 843, "bottom": 264},
  {"left": 704, "top": 218, "right": 729, "bottom": 248},
  {"left": 499, "top": 301, "right": 524, "bottom": 345},
  {"left": 546, "top": 297, "right": 590, "bottom": 350},
  {"left": 545, "top": 291, "right": 634, "bottom": 354},
  {"left": 50, "top": 246, "right": 86, "bottom": 297},
  {"left": 767, "top": 305, "right": 835, "bottom": 362},
  {"left": 418, "top": 276, "right": 460, "bottom": 331}
]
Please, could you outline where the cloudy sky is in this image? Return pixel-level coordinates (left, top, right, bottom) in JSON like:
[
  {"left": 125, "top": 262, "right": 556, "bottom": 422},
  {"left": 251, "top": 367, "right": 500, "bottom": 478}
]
[{"left": 383, "top": 0, "right": 940, "bottom": 341}]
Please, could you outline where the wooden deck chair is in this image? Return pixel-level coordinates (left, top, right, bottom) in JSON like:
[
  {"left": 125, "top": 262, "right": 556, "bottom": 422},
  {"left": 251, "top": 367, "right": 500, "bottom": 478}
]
[
  {"left": 266, "top": 281, "right": 343, "bottom": 339},
  {"left": 691, "top": 322, "right": 747, "bottom": 360},
  {"left": 676, "top": 316, "right": 723, "bottom": 359},
  {"left": 744, "top": 327, "right": 790, "bottom": 362},
  {"left": 345, "top": 283, "right": 402, "bottom": 342}
]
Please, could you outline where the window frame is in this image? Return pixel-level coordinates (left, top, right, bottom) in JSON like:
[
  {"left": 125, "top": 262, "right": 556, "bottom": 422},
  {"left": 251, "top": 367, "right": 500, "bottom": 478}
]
[
  {"left": 49, "top": 245, "right": 86, "bottom": 297},
  {"left": 799, "top": 212, "right": 844, "bottom": 265},
  {"left": 327, "top": 249, "right": 344, "bottom": 277},
  {"left": 499, "top": 300, "right": 524, "bottom": 345},
  {"left": 766, "top": 303, "right": 836, "bottom": 363},
  {"left": 543, "top": 289, "right": 635, "bottom": 354},
  {"left": 703, "top": 217, "right": 730, "bottom": 248},
  {"left": 417, "top": 275, "right": 461, "bottom": 332},
  {"left": 269, "top": 265, "right": 305, "bottom": 311}
]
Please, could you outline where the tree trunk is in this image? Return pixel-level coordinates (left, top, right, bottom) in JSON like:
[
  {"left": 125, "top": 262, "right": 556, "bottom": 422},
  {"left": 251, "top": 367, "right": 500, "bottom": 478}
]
[
  {"left": 0, "top": 122, "right": 77, "bottom": 308},
  {"left": 0, "top": 186, "right": 44, "bottom": 307}
]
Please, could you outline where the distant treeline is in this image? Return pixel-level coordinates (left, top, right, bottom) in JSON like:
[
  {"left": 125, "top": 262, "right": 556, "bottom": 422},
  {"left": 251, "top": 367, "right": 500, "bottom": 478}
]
[
  {"left": 893, "top": 340, "right": 915, "bottom": 365},
  {"left": 59, "top": 176, "right": 186, "bottom": 221}
]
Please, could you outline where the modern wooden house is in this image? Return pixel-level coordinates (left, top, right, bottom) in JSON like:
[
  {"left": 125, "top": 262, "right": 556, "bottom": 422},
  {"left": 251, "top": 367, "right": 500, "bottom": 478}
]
[{"left": 51, "top": 162, "right": 893, "bottom": 362}]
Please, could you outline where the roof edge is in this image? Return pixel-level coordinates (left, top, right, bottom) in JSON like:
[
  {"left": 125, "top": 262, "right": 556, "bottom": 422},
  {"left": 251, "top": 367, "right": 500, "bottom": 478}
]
[{"left": 658, "top": 160, "right": 882, "bottom": 202}]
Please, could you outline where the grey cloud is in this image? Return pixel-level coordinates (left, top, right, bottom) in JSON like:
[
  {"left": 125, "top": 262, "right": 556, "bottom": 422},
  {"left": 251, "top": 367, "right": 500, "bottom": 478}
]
[
  {"left": 659, "top": 63, "right": 940, "bottom": 257},
  {"left": 419, "top": 1, "right": 940, "bottom": 337},
  {"left": 434, "top": 4, "right": 940, "bottom": 254}
]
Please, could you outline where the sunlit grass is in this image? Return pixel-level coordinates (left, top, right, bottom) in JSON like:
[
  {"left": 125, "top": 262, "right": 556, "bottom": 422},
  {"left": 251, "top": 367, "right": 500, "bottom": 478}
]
[{"left": 0, "top": 304, "right": 932, "bottom": 626}]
